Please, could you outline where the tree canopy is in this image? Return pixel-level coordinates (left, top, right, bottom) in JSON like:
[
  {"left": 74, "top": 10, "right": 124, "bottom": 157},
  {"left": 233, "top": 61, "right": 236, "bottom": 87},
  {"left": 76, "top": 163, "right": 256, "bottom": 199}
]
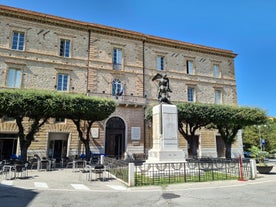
[
  {"left": 53, "top": 93, "right": 117, "bottom": 160},
  {"left": 0, "top": 89, "right": 57, "bottom": 118},
  {"left": 146, "top": 102, "right": 267, "bottom": 158},
  {"left": 209, "top": 105, "right": 267, "bottom": 158},
  {"left": 243, "top": 118, "right": 276, "bottom": 152},
  {"left": 0, "top": 89, "right": 116, "bottom": 161},
  {"left": 177, "top": 102, "right": 216, "bottom": 157}
]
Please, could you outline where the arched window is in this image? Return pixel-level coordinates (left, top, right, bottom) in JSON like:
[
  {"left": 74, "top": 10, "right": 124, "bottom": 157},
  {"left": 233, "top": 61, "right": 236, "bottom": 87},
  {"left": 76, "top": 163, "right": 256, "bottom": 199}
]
[{"left": 112, "top": 79, "right": 124, "bottom": 96}]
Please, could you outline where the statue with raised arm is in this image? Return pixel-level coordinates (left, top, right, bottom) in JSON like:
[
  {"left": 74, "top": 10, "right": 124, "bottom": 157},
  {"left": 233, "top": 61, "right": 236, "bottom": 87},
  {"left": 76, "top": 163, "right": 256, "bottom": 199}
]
[{"left": 152, "top": 73, "right": 172, "bottom": 104}]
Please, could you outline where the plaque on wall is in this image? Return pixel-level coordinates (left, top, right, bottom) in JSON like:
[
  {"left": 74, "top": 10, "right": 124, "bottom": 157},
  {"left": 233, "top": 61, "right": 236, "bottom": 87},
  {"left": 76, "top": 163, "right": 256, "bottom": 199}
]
[
  {"left": 91, "top": 128, "right": 99, "bottom": 138},
  {"left": 131, "top": 127, "right": 141, "bottom": 140}
]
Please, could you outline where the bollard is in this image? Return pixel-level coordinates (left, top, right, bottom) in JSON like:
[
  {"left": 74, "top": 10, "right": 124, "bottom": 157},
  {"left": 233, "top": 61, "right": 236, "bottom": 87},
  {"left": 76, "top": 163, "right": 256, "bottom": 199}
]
[
  {"left": 128, "top": 163, "right": 135, "bottom": 187},
  {"left": 238, "top": 155, "right": 247, "bottom": 181},
  {"left": 250, "top": 159, "right": 257, "bottom": 179}
]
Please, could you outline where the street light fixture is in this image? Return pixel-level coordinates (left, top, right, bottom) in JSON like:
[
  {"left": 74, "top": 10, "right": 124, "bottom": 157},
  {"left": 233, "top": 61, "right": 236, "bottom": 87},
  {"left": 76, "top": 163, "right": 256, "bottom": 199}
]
[{"left": 257, "top": 125, "right": 266, "bottom": 151}]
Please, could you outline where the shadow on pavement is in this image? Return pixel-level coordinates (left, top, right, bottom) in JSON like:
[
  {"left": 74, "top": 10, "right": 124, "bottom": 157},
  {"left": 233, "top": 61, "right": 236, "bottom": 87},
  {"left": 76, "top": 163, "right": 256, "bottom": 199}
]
[{"left": 0, "top": 184, "right": 38, "bottom": 207}]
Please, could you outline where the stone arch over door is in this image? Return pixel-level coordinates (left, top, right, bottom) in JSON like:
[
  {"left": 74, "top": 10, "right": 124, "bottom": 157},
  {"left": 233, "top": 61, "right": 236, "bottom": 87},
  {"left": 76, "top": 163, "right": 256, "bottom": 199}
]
[{"left": 105, "top": 117, "right": 126, "bottom": 159}]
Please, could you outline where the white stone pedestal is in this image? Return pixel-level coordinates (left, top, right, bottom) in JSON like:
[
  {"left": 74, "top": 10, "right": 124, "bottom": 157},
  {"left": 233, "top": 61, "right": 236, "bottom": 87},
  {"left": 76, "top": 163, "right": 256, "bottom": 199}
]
[{"left": 147, "top": 104, "right": 185, "bottom": 163}]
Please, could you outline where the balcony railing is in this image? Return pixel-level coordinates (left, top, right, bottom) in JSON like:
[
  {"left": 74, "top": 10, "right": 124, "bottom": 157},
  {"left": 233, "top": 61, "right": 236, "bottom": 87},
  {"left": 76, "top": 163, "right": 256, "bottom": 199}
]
[{"left": 87, "top": 92, "right": 146, "bottom": 107}]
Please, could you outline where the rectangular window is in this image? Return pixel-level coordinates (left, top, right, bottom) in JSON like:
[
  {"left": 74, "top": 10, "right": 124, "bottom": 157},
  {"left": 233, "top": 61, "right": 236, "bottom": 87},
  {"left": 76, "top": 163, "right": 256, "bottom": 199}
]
[
  {"left": 7, "top": 68, "right": 21, "bottom": 88},
  {"left": 187, "top": 60, "right": 193, "bottom": 74},
  {"left": 12, "top": 31, "right": 25, "bottom": 50},
  {"left": 60, "top": 39, "right": 70, "bottom": 57},
  {"left": 187, "top": 87, "right": 195, "bottom": 102},
  {"left": 213, "top": 64, "right": 220, "bottom": 78},
  {"left": 57, "top": 74, "right": 68, "bottom": 91},
  {"left": 215, "top": 90, "right": 222, "bottom": 104},
  {"left": 113, "top": 48, "right": 122, "bottom": 70},
  {"left": 157, "top": 56, "right": 164, "bottom": 70}
]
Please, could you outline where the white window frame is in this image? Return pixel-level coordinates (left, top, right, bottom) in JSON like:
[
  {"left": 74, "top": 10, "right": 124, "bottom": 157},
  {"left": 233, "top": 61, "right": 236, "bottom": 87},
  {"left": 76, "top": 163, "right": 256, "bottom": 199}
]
[
  {"left": 215, "top": 89, "right": 222, "bottom": 104},
  {"left": 112, "top": 79, "right": 124, "bottom": 96},
  {"left": 6, "top": 68, "right": 22, "bottom": 88},
  {"left": 59, "top": 39, "right": 71, "bottom": 58},
  {"left": 56, "top": 73, "right": 69, "bottom": 91},
  {"left": 213, "top": 64, "right": 221, "bottom": 78},
  {"left": 113, "top": 48, "right": 122, "bottom": 70},
  {"left": 187, "top": 60, "right": 193, "bottom": 74},
  {"left": 11, "top": 31, "right": 25, "bottom": 51},
  {"left": 187, "top": 87, "right": 195, "bottom": 102}
]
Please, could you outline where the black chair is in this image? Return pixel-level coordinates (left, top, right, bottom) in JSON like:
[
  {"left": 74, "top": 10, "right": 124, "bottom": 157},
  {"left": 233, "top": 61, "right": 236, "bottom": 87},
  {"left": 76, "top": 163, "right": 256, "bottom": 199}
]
[
  {"left": 40, "top": 158, "right": 50, "bottom": 171},
  {"left": 13, "top": 163, "right": 28, "bottom": 178},
  {"left": 29, "top": 157, "right": 39, "bottom": 170},
  {"left": 92, "top": 164, "right": 105, "bottom": 181}
]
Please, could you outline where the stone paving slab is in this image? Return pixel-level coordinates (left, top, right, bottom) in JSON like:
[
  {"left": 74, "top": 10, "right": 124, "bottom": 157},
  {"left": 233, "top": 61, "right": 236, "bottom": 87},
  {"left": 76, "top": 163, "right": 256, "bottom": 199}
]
[{"left": 0, "top": 168, "right": 128, "bottom": 192}]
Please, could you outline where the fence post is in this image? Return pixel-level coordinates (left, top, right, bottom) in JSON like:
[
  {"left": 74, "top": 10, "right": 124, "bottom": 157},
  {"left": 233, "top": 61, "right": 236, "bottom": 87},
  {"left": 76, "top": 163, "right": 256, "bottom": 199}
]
[
  {"left": 250, "top": 159, "right": 257, "bottom": 179},
  {"left": 128, "top": 163, "right": 135, "bottom": 187},
  {"left": 100, "top": 155, "right": 104, "bottom": 164}
]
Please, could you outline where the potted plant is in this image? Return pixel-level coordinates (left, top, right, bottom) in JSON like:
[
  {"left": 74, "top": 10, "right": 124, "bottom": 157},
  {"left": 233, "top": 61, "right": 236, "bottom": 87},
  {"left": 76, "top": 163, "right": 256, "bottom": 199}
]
[{"left": 248, "top": 146, "right": 273, "bottom": 174}]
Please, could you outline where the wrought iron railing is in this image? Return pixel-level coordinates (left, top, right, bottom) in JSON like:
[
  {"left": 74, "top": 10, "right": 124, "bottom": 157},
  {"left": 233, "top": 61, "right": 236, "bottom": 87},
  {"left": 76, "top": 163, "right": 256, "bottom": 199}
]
[
  {"left": 103, "top": 156, "right": 129, "bottom": 183},
  {"left": 134, "top": 158, "right": 251, "bottom": 186}
]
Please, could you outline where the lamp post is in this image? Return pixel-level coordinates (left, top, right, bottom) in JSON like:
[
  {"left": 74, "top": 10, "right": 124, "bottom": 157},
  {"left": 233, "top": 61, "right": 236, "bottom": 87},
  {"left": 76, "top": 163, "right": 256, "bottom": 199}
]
[
  {"left": 257, "top": 125, "right": 262, "bottom": 151},
  {"left": 257, "top": 125, "right": 266, "bottom": 151}
]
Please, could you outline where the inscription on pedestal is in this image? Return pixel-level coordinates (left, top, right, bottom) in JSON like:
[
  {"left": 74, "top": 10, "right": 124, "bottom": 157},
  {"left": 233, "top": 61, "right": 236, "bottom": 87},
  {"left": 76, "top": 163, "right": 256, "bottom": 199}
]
[{"left": 147, "top": 104, "right": 185, "bottom": 163}]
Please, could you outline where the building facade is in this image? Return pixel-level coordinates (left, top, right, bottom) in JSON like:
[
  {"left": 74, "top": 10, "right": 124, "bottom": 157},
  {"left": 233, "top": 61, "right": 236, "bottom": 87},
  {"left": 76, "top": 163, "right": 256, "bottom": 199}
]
[{"left": 0, "top": 5, "right": 242, "bottom": 161}]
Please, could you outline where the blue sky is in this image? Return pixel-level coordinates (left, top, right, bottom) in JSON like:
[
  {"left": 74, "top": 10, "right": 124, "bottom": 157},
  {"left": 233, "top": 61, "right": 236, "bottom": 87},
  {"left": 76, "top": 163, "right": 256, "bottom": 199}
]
[{"left": 1, "top": 0, "right": 276, "bottom": 116}]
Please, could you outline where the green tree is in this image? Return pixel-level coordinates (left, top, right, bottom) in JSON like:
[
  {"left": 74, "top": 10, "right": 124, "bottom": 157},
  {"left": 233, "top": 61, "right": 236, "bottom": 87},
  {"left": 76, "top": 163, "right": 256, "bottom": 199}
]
[
  {"left": 267, "top": 118, "right": 276, "bottom": 151},
  {"left": 243, "top": 118, "right": 276, "bottom": 152},
  {"left": 146, "top": 102, "right": 266, "bottom": 159},
  {"left": 211, "top": 105, "right": 267, "bottom": 158},
  {"left": 0, "top": 89, "right": 116, "bottom": 162},
  {"left": 177, "top": 102, "right": 215, "bottom": 158},
  {"left": 0, "top": 89, "right": 58, "bottom": 161},
  {"left": 55, "top": 93, "right": 117, "bottom": 161}
]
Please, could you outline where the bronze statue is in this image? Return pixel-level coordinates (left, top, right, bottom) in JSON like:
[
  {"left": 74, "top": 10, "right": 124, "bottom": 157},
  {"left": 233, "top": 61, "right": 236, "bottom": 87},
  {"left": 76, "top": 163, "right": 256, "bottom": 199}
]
[{"left": 152, "top": 73, "right": 172, "bottom": 104}]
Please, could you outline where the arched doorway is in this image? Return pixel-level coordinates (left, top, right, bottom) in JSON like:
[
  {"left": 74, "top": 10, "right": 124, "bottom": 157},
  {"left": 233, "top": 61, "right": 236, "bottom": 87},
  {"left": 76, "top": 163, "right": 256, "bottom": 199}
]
[{"left": 105, "top": 117, "right": 125, "bottom": 159}]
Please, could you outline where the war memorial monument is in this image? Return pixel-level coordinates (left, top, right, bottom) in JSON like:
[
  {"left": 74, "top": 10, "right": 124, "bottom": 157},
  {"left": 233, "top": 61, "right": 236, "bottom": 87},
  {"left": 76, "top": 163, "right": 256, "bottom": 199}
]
[{"left": 146, "top": 73, "right": 186, "bottom": 163}]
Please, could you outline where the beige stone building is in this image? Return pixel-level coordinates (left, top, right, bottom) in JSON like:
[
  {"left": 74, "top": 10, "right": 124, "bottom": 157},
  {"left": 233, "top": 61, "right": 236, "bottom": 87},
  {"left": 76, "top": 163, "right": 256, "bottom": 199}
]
[{"left": 0, "top": 5, "right": 242, "bottom": 161}]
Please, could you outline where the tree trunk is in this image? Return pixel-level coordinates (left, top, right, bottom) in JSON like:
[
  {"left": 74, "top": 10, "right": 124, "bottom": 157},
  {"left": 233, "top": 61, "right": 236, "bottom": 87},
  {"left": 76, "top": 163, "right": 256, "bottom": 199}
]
[
  {"left": 16, "top": 117, "right": 48, "bottom": 162},
  {"left": 20, "top": 144, "right": 28, "bottom": 162},
  {"left": 178, "top": 122, "right": 201, "bottom": 159},
  {"left": 192, "top": 141, "right": 198, "bottom": 158},
  {"left": 187, "top": 136, "right": 197, "bottom": 158},
  {"left": 225, "top": 142, "right": 232, "bottom": 159},
  {"left": 84, "top": 139, "right": 91, "bottom": 161}
]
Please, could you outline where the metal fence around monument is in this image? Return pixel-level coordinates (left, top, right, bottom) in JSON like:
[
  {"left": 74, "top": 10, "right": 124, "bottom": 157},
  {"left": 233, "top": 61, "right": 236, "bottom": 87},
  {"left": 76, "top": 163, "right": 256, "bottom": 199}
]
[
  {"left": 134, "top": 158, "right": 251, "bottom": 186},
  {"left": 103, "top": 156, "right": 129, "bottom": 183}
]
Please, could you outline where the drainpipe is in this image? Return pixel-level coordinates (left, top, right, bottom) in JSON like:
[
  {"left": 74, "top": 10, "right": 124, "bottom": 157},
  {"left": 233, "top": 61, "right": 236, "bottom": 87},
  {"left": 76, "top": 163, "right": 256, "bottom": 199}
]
[
  {"left": 142, "top": 39, "right": 146, "bottom": 155},
  {"left": 86, "top": 29, "right": 91, "bottom": 95}
]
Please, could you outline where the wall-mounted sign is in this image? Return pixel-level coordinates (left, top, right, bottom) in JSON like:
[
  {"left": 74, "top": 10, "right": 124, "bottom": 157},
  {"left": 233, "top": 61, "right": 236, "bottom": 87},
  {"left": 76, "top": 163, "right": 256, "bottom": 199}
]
[
  {"left": 91, "top": 128, "right": 99, "bottom": 138},
  {"left": 131, "top": 127, "right": 141, "bottom": 140}
]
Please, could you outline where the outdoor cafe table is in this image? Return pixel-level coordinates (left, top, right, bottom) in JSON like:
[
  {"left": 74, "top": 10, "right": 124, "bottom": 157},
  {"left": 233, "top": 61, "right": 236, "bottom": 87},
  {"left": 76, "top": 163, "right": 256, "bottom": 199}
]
[{"left": 1, "top": 163, "right": 28, "bottom": 179}]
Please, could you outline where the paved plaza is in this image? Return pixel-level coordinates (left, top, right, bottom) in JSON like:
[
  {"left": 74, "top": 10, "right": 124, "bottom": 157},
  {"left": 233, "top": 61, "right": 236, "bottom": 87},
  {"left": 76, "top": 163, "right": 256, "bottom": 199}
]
[
  {"left": 1, "top": 168, "right": 127, "bottom": 192},
  {"left": 0, "top": 162, "right": 276, "bottom": 207}
]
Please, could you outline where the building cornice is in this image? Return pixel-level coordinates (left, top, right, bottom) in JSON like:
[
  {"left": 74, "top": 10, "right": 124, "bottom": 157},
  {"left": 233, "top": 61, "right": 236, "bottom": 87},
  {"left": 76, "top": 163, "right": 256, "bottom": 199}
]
[{"left": 0, "top": 5, "right": 237, "bottom": 58}]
